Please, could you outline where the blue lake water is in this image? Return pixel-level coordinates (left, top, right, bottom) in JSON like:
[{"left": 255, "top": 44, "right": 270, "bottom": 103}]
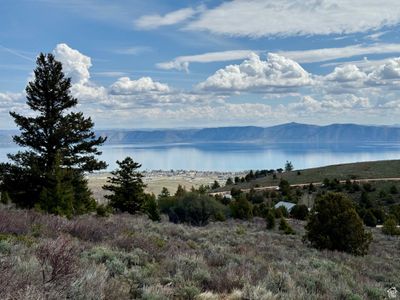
[{"left": 1, "top": 142, "right": 399, "bottom": 171}]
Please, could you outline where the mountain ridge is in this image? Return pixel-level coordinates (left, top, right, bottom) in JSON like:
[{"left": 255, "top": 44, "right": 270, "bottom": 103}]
[{"left": 1, "top": 123, "right": 400, "bottom": 145}]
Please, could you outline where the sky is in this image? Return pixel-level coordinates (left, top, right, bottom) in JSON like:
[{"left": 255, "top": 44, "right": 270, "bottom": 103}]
[{"left": 1, "top": 0, "right": 400, "bottom": 129}]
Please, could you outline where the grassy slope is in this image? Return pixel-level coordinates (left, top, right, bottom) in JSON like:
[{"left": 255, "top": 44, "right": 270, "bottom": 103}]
[
  {"left": 218, "top": 160, "right": 400, "bottom": 191},
  {"left": 0, "top": 210, "right": 398, "bottom": 299}
]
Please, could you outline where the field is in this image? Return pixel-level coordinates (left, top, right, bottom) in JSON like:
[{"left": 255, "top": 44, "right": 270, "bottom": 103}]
[
  {"left": 87, "top": 171, "right": 244, "bottom": 203},
  {"left": 216, "top": 160, "right": 400, "bottom": 192},
  {"left": 0, "top": 209, "right": 399, "bottom": 300}
]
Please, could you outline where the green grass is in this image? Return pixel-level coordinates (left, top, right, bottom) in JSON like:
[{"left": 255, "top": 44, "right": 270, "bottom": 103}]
[{"left": 218, "top": 160, "right": 400, "bottom": 191}]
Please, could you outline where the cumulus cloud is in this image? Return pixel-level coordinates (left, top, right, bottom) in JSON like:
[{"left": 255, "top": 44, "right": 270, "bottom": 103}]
[
  {"left": 325, "top": 65, "right": 367, "bottom": 82},
  {"left": 368, "top": 58, "right": 400, "bottom": 82},
  {"left": 53, "top": 43, "right": 92, "bottom": 84},
  {"left": 321, "top": 57, "right": 400, "bottom": 92},
  {"left": 110, "top": 77, "right": 170, "bottom": 95},
  {"left": 50, "top": 44, "right": 212, "bottom": 109},
  {"left": 156, "top": 50, "right": 259, "bottom": 72},
  {"left": 197, "top": 53, "right": 312, "bottom": 92},
  {"left": 3, "top": 43, "right": 400, "bottom": 129},
  {"left": 186, "top": 0, "right": 400, "bottom": 38},
  {"left": 134, "top": 7, "right": 196, "bottom": 29}
]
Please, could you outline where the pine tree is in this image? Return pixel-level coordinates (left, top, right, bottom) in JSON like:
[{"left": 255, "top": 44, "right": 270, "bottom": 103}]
[
  {"left": 1, "top": 53, "right": 106, "bottom": 213},
  {"left": 174, "top": 184, "right": 186, "bottom": 198},
  {"left": 103, "top": 157, "right": 146, "bottom": 214},
  {"left": 143, "top": 193, "right": 161, "bottom": 221},
  {"left": 266, "top": 210, "right": 275, "bottom": 229},
  {"left": 37, "top": 152, "right": 74, "bottom": 217},
  {"left": 225, "top": 177, "right": 233, "bottom": 186},
  {"left": 211, "top": 180, "right": 220, "bottom": 189}
]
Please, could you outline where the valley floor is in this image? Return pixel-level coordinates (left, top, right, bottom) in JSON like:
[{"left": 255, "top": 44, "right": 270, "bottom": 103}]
[{"left": 87, "top": 170, "right": 245, "bottom": 202}]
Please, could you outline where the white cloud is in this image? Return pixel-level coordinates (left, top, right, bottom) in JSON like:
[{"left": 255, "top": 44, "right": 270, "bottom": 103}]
[
  {"left": 186, "top": 0, "right": 400, "bottom": 38},
  {"left": 365, "top": 31, "right": 389, "bottom": 41},
  {"left": 279, "top": 43, "right": 400, "bottom": 64},
  {"left": 197, "top": 53, "right": 313, "bottom": 92},
  {"left": 134, "top": 7, "right": 196, "bottom": 29},
  {"left": 3, "top": 43, "right": 400, "bottom": 129},
  {"left": 109, "top": 76, "right": 170, "bottom": 95},
  {"left": 321, "top": 57, "right": 400, "bottom": 91},
  {"left": 156, "top": 50, "right": 259, "bottom": 72},
  {"left": 114, "top": 46, "right": 152, "bottom": 55},
  {"left": 325, "top": 65, "right": 367, "bottom": 82},
  {"left": 289, "top": 95, "right": 371, "bottom": 115},
  {"left": 156, "top": 43, "right": 400, "bottom": 72},
  {"left": 92, "top": 71, "right": 128, "bottom": 78},
  {"left": 369, "top": 58, "right": 400, "bottom": 81},
  {"left": 70, "top": 83, "right": 108, "bottom": 104},
  {"left": 0, "top": 92, "right": 24, "bottom": 110},
  {"left": 53, "top": 43, "right": 92, "bottom": 84}
]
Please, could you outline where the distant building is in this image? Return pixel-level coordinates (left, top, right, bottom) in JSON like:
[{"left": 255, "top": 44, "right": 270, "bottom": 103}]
[
  {"left": 223, "top": 194, "right": 233, "bottom": 201},
  {"left": 274, "top": 201, "right": 296, "bottom": 212}
]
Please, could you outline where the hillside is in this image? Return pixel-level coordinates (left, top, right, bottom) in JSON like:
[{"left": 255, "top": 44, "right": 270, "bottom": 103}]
[
  {"left": 217, "top": 159, "right": 400, "bottom": 192},
  {"left": 0, "top": 210, "right": 397, "bottom": 299}
]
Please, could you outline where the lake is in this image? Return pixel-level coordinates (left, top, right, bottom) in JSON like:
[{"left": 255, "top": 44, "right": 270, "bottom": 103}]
[{"left": 1, "top": 142, "right": 400, "bottom": 171}]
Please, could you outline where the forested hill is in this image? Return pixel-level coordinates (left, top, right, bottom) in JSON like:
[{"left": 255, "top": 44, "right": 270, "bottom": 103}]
[{"left": 2, "top": 123, "right": 400, "bottom": 145}]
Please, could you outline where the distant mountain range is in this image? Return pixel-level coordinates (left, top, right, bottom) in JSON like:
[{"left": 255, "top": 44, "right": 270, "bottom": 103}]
[
  {"left": 99, "top": 123, "right": 400, "bottom": 144},
  {"left": 2, "top": 123, "right": 400, "bottom": 145}
]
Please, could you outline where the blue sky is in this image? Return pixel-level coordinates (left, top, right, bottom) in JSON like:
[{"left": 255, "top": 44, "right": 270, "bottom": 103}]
[{"left": 2, "top": 0, "right": 400, "bottom": 129}]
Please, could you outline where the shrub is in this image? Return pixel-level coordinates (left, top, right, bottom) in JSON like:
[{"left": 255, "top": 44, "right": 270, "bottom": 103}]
[
  {"left": 168, "top": 192, "right": 226, "bottom": 226},
  {"left": 363, "top": 210, "right": 377, "bottom": 227},
  {"left": 65, "top": 217, "right": 114, "bottom": 242},
  {"left": 158, "top": 187, "right": 176, "bottom": 214},
  {"left": 279, "top": 179, "right": 291, "bottom": 196},
  {"left": 35, "top": 236, "right": 79, "bottom": 290},
  {"left": 230, "top": 195, "right": 252, "bottom": 220},
  {"left": 382, "top": 217, "right": 400, "bottom": 236},
  {"left": 304, "top": 193, "right": 372, "bottom": 256},
  {"left": 0, "top": 191, "right": 10, "bottom": 205},
  {"left": 291, "top": 204, "right": 309, "bottom": 220},
  {"left": 230, "top": 187, "right": 243, "bottom": 199},
  {"left": 266, "top": 210, "right": 275, "bottom": 229},
  {"left": 390, "top": 185, "right": 398, "bottom": 194},
  {"left": 279, "top": 217, "right": 295, "bottom": 235},
  {"left": 390, "top": 204, "right": 400, "bottom": 223},
  {"left": 275, "top": 206, "right": 288, "bottom": 218},
  {"left": 96, "top": 204, "right": 111, "bottom": 217},
  {"left": 362, "top": 183, "right": 374, "bottom": 192}
]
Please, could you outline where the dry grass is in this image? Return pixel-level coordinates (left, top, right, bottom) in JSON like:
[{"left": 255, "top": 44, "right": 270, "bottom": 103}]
[
  {"left": 87, "top": 172, "right": 234, "bottom": 203},
  {"left": 0, "top": 208, "right": 398, "bottom": 299}
]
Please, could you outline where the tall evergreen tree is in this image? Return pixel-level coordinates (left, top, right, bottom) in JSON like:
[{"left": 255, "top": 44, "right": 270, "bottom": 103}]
[
  {"left": 0, "top": 53, "right": 106, "bottom": 214},
  {"left": 103, "top": 157, "right": 146, "bottom": 214}
]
